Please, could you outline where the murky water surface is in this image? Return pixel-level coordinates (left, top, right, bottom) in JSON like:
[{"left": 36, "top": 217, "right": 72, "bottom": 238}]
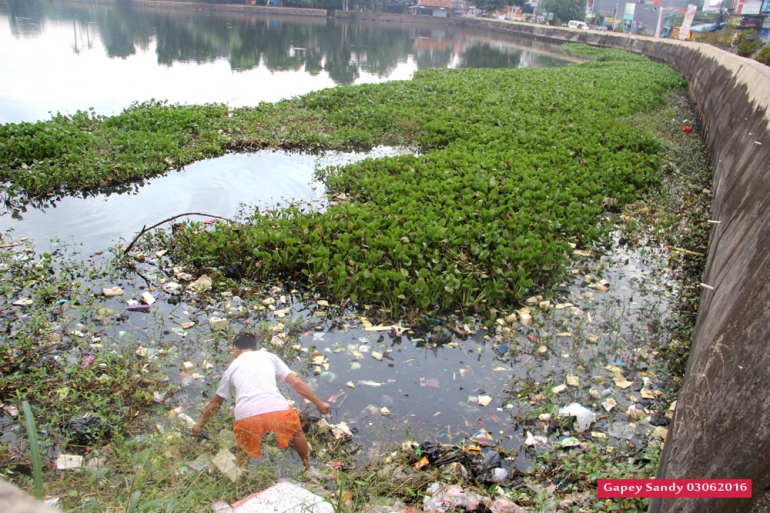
[
  {"left": 0, "top": 0, "right": 580, "bottom": 124},
  {"left": 20, "top": 232, "right": 670, "bottom": 468},
  {"left": 0, "top": 147, "right": 412, "bottom": 254}
]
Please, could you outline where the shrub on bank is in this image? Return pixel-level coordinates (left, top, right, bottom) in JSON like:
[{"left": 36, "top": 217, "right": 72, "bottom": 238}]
[
  {"left": 756, "top": 44, "right": 770, "bottom": 66},
  {"left": 737, "top": 29, "right": 762, "bottom": 57}
]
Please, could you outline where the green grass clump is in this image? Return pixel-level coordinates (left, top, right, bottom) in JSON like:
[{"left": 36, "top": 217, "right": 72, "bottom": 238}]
[{"left": 755, "top": 45, "right": 770, "bottom": 66}]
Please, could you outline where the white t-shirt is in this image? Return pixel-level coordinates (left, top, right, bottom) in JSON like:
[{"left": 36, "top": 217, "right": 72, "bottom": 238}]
[{"left": 215, "top": 350, "right": 293, "bottom": 421}]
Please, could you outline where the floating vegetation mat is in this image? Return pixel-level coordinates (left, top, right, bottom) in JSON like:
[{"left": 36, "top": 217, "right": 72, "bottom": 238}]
[{"left": 164, "top": 47, "right": 684, "bottom": 313}]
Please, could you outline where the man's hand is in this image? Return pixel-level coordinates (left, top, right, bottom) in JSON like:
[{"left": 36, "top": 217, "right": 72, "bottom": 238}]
[
  {"left": 317, "top": 402, "right": 331, "bottom": 416},
  {"left": 287, "top": 374, "right": 332, "bottom": 416},
  {"left": 194, "top": 395, "right": 225, "bottom": 435}
]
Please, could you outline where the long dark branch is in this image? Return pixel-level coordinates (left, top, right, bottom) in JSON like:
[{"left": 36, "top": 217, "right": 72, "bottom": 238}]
[{"left": 123, "top": 212, "right": 234, "bottom": 256}]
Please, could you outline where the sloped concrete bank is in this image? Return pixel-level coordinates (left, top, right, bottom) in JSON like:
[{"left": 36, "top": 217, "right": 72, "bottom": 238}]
[{"left": 459, "top": 19, "right": 770, "bottom": 513}]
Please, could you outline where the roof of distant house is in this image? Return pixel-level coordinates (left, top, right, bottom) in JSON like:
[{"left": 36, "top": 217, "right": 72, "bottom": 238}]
[{"left": 419, "top": 0, "right": 452, "bottom": 8}]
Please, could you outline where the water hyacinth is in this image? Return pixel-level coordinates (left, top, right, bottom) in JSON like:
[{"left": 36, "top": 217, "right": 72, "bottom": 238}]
[{"left": 168, "top": 48, "right": 685, "bottom": 313}]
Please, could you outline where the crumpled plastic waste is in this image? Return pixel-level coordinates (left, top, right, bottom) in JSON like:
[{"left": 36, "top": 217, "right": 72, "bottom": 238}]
[
  {"left": 474, "top": 450, "right": 510, "bottom": 484},
  {"left": 489, "top": 468, "right": 508, "bottom": 484},
  {"left": 212, "top": 480, "right": 333, "bottom": 512},
  {"left": 56, "top": 454, "right": 83, "bottom": 470},
  {"left": 188, "top": 275, "right": 212, "bottom": 293},
  {"left": 423, "top": 483, "right": 482, "bottom": 513},
  {"left": 525, "top": 431, "right": 548, "bottom": 447},
  {"left": 102, "top": 286, "right": 123, "bottom": 297},
  {"left": 211, "top": 449, "right": 242, "bottom": 483},
  {"left": 317, "top": 418, "right": 353, "bottom": 440},
  {"left": 489, "top": 496, "right": 529, "bottom": 513},
  {"left": 558, "top": 436, "right": 581, "bottom": 448},
  {"left": 470, "top": 428, "right": 495, "bottom": 446},
  {"left": 558, "top": 403, "right": 596, "bottom": 431}
]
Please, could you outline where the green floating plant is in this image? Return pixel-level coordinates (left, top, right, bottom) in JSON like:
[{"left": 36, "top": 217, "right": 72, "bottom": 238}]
[{"left": 167, "top": 48, "right": 684, "bottom": 313}]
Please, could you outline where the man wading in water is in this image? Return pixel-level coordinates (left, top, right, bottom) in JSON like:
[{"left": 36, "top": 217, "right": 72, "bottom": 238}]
[{"left": 192, "top": 332, "right": 331, "bottom": 468}]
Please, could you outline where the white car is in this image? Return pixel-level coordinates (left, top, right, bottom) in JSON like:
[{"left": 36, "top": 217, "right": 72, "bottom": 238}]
[{"left": 568, "top": 20, "right": 590, "bottom": 30}]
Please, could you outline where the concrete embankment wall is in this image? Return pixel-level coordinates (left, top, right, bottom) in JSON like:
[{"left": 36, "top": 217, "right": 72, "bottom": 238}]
[
  {"left": 333, "top": 10, "right": 449, "bottom": 24},
  {"left": 56, "top": 0, "right": 452, "bottom": 22},
  {"left": 55, "top": 0, "right": 461, "bottom": 23},
  {"left": 458, "top": 19, "right": 770, "bottom": 513}
]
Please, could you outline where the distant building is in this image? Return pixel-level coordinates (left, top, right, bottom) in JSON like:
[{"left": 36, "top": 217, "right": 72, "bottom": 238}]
[
  {"left": 729, "top": 0, "right": 768, "bottom": 15},
  {"left": 592, "top": 0, "right": 686, "bottom": 32},
  {"left": 450, "top": 0, "right": 467, "bottom": 16},
  {"left": 703, "top": 0, "right": 768, "bottom": 42},
  {"left": 410, "top": 0, "right": 453, "bottom": 17},
  {"left": 588, "top": 0, "right": 767, "bottom": 39}
]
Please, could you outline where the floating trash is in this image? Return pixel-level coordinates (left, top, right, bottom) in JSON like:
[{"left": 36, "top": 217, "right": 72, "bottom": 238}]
[
  {"left": 558, "top": 403, "right": 596, "bottom": 431},
  {"left": 420, "top": 378, "right": 440, "bottom": 388}
]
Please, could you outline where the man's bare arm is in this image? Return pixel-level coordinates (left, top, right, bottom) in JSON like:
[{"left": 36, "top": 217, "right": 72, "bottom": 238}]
[
  {"left": 192, "top": 394, "right": 225, "bottom": 435},
  {"left": 285, "top": 373, "right": 331, "bottom": 415}
]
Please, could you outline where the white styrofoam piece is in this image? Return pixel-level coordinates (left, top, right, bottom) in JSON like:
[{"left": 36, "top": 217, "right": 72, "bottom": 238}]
[
  {"left": 232, "top": 480, "right": 334, "bottom": 513},
  {"left": 56, "top": 454, "right": 83, "bottom": 470}
]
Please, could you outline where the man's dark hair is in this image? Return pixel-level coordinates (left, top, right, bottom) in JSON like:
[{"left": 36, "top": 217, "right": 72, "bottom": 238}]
[{"left": 233, "top": 332, "right": 258, "bottom": 350}]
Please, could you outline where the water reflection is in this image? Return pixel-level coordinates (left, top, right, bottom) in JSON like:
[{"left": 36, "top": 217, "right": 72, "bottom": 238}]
[
  {"left": 2, "top": 0, "right": 577, "bottom": 87},
  {"left": 0, "top": 147, "right": 413, "bottom": 254},
  {"left": 3, "top": 0, "right": 45, "bottom": 38}
]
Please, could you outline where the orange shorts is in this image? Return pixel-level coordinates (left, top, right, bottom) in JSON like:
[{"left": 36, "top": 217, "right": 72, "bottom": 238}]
[{"left": 233, "top": 408, "right": 301, "bottom": 459}]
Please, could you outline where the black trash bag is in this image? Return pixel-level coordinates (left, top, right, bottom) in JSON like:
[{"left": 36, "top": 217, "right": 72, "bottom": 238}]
[
  {"left": 432, "top": 450, "right": 460, "bottom": 467},
  {"left": 419, "top": 441, "right": 443, "bottom": 463},
  {"left": 483, "top": 450, "right": 502, "bottom": 468},
  {"left": 63, "top": 414, "right": 112, "bottom": 446},
  {"left": 470, "top": 450, "right": 502, "bottom": 474},
  {"left": 468, "top": 453, "right": 487, "bottom": 477},
  {"left": 417, "top": 441, "right": 460, "bottom": 467},
  {"left": 223, "top": 263, "right": 243, "bottom": 280},
  {"left": 474, "top": 450, "right": 511, "bottom": 484}
]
